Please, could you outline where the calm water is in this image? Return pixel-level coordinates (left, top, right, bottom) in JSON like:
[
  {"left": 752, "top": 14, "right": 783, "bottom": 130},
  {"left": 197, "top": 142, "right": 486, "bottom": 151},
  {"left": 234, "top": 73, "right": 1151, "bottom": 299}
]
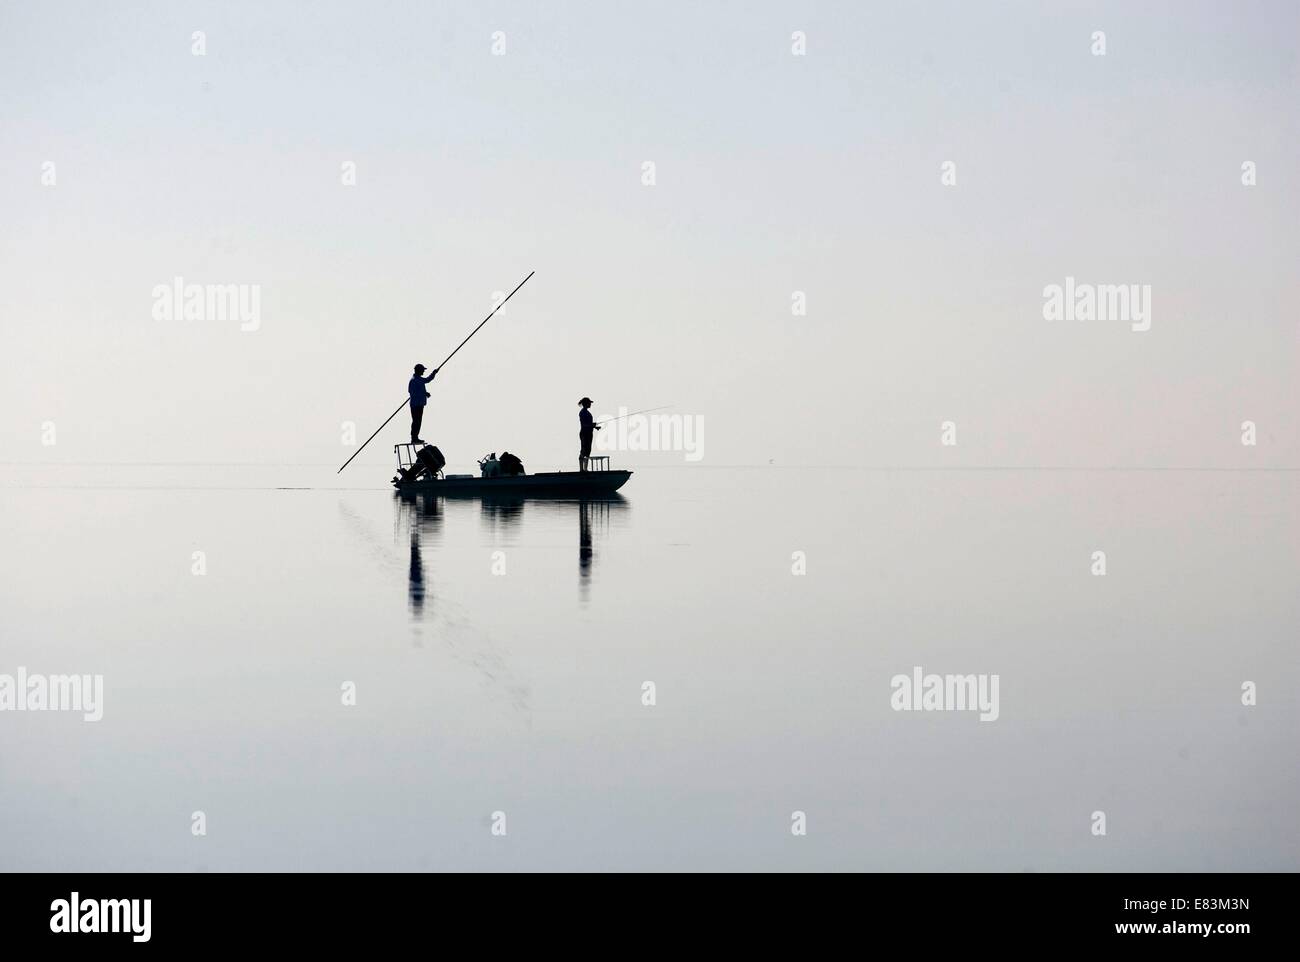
[{"left": 1, "top": 464, "right": 1296, "bottom": 871}]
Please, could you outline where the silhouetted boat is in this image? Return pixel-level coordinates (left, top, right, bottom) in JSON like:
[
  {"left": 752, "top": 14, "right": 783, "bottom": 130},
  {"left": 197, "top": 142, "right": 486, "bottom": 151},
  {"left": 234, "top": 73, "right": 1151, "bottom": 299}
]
[
  {"left": 391, "top": 444, "right": 631, "bottom": 496},
  {"left": 395, "top": 470, "right": 631, "bottom": 497}
]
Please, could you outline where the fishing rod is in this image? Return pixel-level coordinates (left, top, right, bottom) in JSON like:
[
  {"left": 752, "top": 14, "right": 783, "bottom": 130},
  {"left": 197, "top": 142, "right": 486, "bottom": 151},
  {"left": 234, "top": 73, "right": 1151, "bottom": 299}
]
[
  {"left": 336, "top": 270, "right": 536, "bottom": 474},
  {"left": 594, "top": 405, "right": 674, "bottom": 426}
]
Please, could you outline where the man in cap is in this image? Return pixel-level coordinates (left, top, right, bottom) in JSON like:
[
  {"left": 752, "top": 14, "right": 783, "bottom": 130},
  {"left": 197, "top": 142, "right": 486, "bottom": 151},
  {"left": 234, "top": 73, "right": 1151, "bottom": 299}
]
[
  {"left": 578, "top": 396, "right": 601, "bottom": 471},
  {"left": 408, "top": 364, "right": 438, "bottom": 444}
]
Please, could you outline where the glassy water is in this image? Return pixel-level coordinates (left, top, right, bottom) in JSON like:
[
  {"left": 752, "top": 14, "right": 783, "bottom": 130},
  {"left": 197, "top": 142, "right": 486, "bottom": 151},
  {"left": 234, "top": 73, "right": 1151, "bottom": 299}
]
[{"left": 1, "top": 464, "right": 1296, "bottom": 870}]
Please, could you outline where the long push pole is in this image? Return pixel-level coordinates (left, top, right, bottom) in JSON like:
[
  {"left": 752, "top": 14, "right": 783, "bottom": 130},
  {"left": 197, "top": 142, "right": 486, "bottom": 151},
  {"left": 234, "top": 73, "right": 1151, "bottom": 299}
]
[{"left": 336, "top": 271, "right": 536, "bottom": 474}]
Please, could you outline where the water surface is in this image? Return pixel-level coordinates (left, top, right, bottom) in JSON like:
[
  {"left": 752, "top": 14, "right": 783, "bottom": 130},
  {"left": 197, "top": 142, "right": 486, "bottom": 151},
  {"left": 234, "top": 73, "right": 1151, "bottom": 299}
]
[{"left": 1, "top": 464, "right": 1295, "bottom": 870}]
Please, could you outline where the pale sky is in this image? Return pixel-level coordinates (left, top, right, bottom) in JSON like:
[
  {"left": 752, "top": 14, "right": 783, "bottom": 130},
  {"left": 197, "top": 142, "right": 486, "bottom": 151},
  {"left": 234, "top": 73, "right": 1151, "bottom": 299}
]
[{"left": 1, "top": 0, "right": 1295, "bottom": 471}]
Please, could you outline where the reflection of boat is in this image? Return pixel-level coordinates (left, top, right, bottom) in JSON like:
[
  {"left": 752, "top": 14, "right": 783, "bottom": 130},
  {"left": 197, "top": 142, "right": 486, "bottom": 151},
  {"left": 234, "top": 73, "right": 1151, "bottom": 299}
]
[
  {"left": 394, "top": 484, "right": 628, "bottom": 608},
  {"left": 391, "top": 444, "right": 631, "bottom": 497}
]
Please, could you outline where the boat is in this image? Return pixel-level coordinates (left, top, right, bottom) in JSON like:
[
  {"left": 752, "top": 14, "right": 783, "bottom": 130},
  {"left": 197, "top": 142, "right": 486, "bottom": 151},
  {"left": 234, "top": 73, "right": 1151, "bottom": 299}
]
[
  {"left": 397, "top": 470, "right": 632, "bottom": 497},
  {"left": 391, "top": 444, "right": 631, "bottom": 497}
]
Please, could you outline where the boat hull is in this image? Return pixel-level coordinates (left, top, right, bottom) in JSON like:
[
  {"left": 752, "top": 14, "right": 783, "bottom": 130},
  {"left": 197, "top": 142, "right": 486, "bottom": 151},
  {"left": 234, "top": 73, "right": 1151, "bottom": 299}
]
[{"left": 394, "top": 470, "right": 632, "bottom": 497}]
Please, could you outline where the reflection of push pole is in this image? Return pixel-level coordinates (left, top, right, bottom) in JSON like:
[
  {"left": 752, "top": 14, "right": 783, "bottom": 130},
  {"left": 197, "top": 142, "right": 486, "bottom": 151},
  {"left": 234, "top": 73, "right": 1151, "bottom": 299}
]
[{"left": 336, "top": 270, "right": 536, "bottom": 474}]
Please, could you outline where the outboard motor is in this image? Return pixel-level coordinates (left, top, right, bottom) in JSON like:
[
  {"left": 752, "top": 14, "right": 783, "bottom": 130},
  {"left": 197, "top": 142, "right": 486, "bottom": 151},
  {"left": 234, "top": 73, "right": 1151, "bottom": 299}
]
[{"left": 394, "top": 445, "right": 446, "bottom": 484}]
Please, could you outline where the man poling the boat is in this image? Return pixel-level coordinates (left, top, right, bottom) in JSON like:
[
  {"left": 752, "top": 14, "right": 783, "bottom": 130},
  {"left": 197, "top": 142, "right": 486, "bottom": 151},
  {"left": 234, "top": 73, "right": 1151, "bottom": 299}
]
[
  {"left": 336, "top": 270, "right": 535, "bottom": 474},
  {"left": 408, "top": 364, "right": 438, "bottom": 444},
  {"left": 578, "top": 397, "right": 601, "bottom": 471}
]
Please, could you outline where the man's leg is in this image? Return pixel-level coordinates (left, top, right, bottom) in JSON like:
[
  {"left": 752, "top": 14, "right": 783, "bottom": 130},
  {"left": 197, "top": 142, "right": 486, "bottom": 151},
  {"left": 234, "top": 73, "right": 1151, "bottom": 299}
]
[{"left": 411, "top": 404, "right": 424, "bottom": 443}]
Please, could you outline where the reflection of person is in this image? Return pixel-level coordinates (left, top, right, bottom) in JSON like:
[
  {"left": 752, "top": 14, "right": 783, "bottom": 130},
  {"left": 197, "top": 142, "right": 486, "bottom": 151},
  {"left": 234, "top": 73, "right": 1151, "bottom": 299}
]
[
  {"left": 402, "top": 493, "right": 441, "bottom": 619},
  {"left": 578, "top": 397, "right": 601, "bottom": 471},
  {"left": 408, "top": 364, "right": 438, "bottom": 444},
  {"left": 409, "top": 530, "right": 425, "bottom": 615},
  {"left": 579, "top": 500, "right": 593, "bottom": 576}
]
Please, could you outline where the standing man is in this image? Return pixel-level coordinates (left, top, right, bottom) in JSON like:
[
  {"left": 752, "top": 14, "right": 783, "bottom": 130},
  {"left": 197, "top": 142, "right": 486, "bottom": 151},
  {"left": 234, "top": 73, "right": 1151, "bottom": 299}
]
[
  {"left": 409, "top": 364, "right": 438, "bottom": 444},
  {"left": 578, "top": 396, "right": 601, "bottom": 471}
]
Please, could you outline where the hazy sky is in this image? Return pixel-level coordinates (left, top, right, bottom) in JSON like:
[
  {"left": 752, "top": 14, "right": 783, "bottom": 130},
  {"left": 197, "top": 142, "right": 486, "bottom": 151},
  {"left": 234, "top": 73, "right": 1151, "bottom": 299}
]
[{"left": 1, "top": 0, "right": 1296, "bottom": 470}]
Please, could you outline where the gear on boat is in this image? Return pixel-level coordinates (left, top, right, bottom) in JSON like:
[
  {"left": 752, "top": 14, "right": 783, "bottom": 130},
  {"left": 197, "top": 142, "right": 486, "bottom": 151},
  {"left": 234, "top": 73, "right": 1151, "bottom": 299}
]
[{"left": 392, "top": 443, "right": 445, "bottom": 485}]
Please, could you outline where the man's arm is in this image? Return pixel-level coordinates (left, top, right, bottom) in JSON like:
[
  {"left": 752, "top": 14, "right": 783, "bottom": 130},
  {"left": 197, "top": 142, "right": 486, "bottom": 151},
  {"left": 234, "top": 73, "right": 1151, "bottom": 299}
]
[{"left": 423, "top": 368, "right": 439, "bottom": 383}]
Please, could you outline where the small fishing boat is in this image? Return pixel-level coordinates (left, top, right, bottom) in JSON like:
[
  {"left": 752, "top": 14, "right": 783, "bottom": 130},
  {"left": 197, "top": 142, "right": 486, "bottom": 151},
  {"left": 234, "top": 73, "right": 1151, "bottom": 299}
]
[
  {"left": 334, "top": 270, "right": 658, "bottom": 499},
  {"left": 391, "top": 444, "right": 631, "bottom": 497}
]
